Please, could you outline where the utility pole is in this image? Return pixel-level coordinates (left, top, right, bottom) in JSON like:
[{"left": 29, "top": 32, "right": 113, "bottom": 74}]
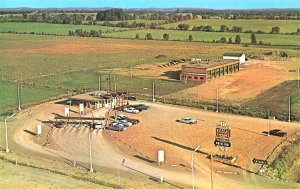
[
  {"left": 216, "top": 89, "right": 219, "bottom": 113},
  {"left": 192, "top": 146, "right": 200, "bottom": 189},
  {"left": 5, "top": 113, "right": 16, "bottom": 153},
  {"left": 211, "top": 153, "right": 214, "bottom": 189},
  {"left": 268, "top": 109, "right": 270, "bottom": 136},
  {"left": 130, "top": 67, "right": 133, "bottom": 80},
  {"left": 288, "top": 96, "right": 291, "bottom": 122},
  {"left": 298, "top": 67, "right": 299, "bottom": 88},
  {"left": 197, "top": 85, "right": 199, "bottom": 106},
  {"left": 108, "top": 72, "right": 112, "bottom": 92},
  {"left": 152, "top": 82, "right": 155, "bottom": 102},
  {"left": 114, "top": 76, "right": 117, "bottom": 92},
  {"left": 89, "top": 131, "right": 94, "bottom": 173},
  {"left": 98, "top": 75, "right": 101, "bottom": 91},
  {"left": 17, "top": 86, "right": 21, "bottom": 111}
]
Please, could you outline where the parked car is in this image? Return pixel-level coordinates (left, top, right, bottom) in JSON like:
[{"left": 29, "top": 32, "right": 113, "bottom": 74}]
[
  {"left": 55, "top": 122, "right": 65, "bottom": 128},
  {"left": 118, "top": 119, "right": 133, "bottom": 127},
  {"left": 111, "top": 114, "right": 128, "bottom": 120},
  {"left": 124, "top": 107, "right": 139, "bottom": 114},
  {"left": 127, "top": 96, "right": 137, "bottom": 101},
  {"left": 177, "top": 118, "right": 197, "bottom": 124},
  {"left": 108, "top": 123, "right": 125, "bottom": 131},
  {"left": 269, "top": 129, "right": 287, "bottom": 137},
  {"left": 92, "top": 121, "right": 103, "bottom": 129},
  {"left": 126, "top": 118, "right": 140, "bottom": 125},
  {"left": 131, "top": 104, "right": 149, "bottom": 111}
]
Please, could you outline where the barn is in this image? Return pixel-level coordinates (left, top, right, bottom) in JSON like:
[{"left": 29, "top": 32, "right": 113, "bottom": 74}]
[
  {"left": 223, "top": 53, "right": 246, "bottom": 63},
  {"left": 180, "top": 59, "right": 240, "bottom": 83}
]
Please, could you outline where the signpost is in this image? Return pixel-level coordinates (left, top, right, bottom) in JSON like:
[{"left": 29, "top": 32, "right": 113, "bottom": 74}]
[
  {"left": 252, "top": 158, "right": 267, "bottom": 165},
  {"left": 37, "top": 124, "right": 42, "bottom": 137},
  {"left": 79, "top": 103, "right": 84, "bottom": 115},
  {"left": 158, "top": 150, "right": 165, "bottom": 165},
  {"left": 214, "top": 121, "right": 231, "bottom": 159}
]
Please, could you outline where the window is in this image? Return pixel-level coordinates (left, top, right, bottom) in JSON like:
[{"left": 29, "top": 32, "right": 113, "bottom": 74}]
[
  {"left": 200, "top": 77, "right": 204, "bottom": 80},
  {"left": 188, "top": 76, "right": 192, "bottom": 79},
  {"left": 194, "top": 76, "right": 198, "bottom": 79}
]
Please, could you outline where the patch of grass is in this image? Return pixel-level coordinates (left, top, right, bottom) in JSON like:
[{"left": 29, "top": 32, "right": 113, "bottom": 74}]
[
  {"left": 0, "top": 22, "right": 126, "bottom": 35},
  {"left": 0, "top": 81, "right": 63, "bottom": 112},
  {"left": 243, "top": 80, "right": 300, "bottom": 121},
  {"left": 267, "top": 136, "right": 300, "bottom": 182},
  {"left": 162, "top": 19, "right": 300, "bottom": 33},
  {"left": 105, "top": 29, "right": 300, "bottom": 46}
]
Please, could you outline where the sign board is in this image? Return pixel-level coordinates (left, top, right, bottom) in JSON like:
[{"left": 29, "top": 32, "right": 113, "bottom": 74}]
[
  {"left": 37, "top": 124, "right": 42, "bottom": 136},
  {"left": 158, "top": 150, "right": 165, "bottom": 164},
  {"left": 64, "top": 107, "right": 70, "bottom": 117},
  {"left": 214, "top": 139, "right": 231, "bottom": 147},
  {"left": 252, "top": 158, "right": 267, "bottom": 165},
  {"left": 216, "top": 121, "right": 231, "bottom": 140},
  {"left": 79, "top": 103, "right": 84, "bottom": 114}
]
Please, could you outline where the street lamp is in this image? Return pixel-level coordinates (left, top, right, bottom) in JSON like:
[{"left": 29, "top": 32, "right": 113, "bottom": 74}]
[
  {"left": 89, "top": 131, "right": 94, "bottom": 173},
  {"left": 192, "top": 146, "right": 200, "bottom": 189},
  {"left": 5, "top": 113, "right": 16, "bottom": 153}
]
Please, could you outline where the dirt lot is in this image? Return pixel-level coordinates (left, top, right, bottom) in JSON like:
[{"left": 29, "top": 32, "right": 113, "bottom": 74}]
[
  {"left": 167, "top": 59, "right": 298, "bottom": 102},
  {"left": 109, "top": 101, "right": 300, "bottom": 173}
]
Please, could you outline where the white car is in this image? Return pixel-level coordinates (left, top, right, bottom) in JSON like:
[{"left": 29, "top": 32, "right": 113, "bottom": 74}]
[
  {"left": 124, "top": 107, "right": 139, "bottom": 114},
  {"left": 92, "top": 121, "right": 103, "bottom": 129}
]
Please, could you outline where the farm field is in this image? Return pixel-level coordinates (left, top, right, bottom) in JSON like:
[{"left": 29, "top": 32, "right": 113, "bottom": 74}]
[
  {"left": 97, "top": 19, "right": 166, "bottom": 25},
  {"left": 162, "top": 19, "right": 300, "bottom": 33},
  {"left": 0, "top": 22, "right": 126, "bottom": 35},
  {"left": 0, "top": 33, "right": 300, "bottom": 121},
  {"left": 106, "top": 29, "right": 300, "bottom": 46}
]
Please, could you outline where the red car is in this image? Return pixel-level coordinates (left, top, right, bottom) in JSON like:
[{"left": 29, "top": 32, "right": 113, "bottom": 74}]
[{"left": 54, "top": 122, "right": 65, "bottom": 128}]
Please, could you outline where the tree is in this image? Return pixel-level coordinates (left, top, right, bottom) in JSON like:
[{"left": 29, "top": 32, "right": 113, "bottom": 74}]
[
  {"left": 231, "top": 26, "right": 243, "bottom": 33},
  {"left": 220, "top": 37, "right": 227, "bottom": 43},
  {"left": 235, "top": 35, "right": 241, "bottom": 44},
  {"left": 250, "top": 34, "right": 257, "bottom": 44},
  {"left": 228, "top": 37, "right": 233, "bottom": 43},
  {"left": 188, "top": 35, "right": 193, "bottom": 42},
  {"left": 163, "top": 33, "right": 169, "bottom": 40},
  {"left": 271, "top": 26, "right": 280, "bottom": 34},
  {"left": 220, "top": 25, "right": 229, "bottom": 32},
  {"left": 177, "top": 23, "right": 190, "bottom": 31},
  {"left": 145, "top": 33, "right": 153, "bottom": 40},
  {"left": 135, "top": 34, "right": 140, "bottom": 39}
]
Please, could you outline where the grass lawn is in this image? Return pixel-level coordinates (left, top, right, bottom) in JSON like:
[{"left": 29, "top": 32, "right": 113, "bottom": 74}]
[
  {"left": 162, "top": 19, "right": 300, "bottom": 33},
  {"left": 0, "top": 22, "right": 126, "bottom": 35},
  {"left": 105, "top": 29, "right": 300, "bottom": 46},
  {"left": 0, "top": 81, "right": 63, "bottom": 114}
]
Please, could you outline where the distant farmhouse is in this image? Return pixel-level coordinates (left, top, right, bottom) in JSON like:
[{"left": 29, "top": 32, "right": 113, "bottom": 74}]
[{"left": 180, "top": 53, "right": 245, "bottom": 83}]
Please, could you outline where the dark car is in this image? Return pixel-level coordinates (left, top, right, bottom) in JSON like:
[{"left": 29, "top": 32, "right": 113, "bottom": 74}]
[
  {"left": 54, "top": 122, "right": 65, "bottom": 128},
  {"left": 269, "top": 129, "right": 287, "bottom": 137},
  {"left": 131, "top": 104, "right": 149, "bottom": 111},
  {"left": 126, "top": 118, "right": 140, "bottom": 125},
  {"left": 127, "top": 96, "right": 137, "bottom": 101}
]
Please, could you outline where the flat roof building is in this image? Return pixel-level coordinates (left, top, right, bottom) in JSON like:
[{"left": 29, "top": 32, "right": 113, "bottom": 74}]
[{"left": 180, "top": 59, "right": 240, "bottom": 83}]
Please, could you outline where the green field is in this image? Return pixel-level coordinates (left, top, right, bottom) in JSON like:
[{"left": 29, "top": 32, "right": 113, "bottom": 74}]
[
  {"left": 105, "top": 29, "right": 300, "bottom": 46},
  {"left": 0, "top": 22, "right": 126, "bottom": 35},
  {"left": 162, "top": 19, "right": 300, "bottom": 33},
  {"left": 0, "top": 81, "right": 63, "bottom": 115},
  {"left": 97, "top": 19, "right": 166, "bottom": 25}
]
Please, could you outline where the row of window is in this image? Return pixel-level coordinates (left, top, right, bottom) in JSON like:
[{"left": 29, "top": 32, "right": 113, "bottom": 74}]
[{"left": 186, "top": 76, "right": 205, "bottom": 80}]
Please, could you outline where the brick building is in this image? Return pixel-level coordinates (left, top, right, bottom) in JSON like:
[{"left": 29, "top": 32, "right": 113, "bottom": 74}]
[{"left": 180, "top": 59, "right": 240, "bottom": 83}]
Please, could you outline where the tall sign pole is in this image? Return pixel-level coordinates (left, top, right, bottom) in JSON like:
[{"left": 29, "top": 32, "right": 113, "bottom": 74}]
[
  {"left": 288, "top": 96, "right": 291, "bottom": 122},
  {"left": 98, "top": 75, "right": 101, "bottom": 91},
  {"left": 268, "top": 109, "right": 270, "bottom": 136}
]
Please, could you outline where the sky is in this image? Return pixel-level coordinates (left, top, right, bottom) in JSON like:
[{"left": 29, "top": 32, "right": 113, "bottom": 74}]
[{"left": 0, "top": 0, "right": 299, "bottom": 9}]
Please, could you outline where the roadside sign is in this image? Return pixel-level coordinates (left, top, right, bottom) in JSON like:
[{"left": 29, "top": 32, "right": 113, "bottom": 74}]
[
  {"left": 79, "top": 103, "right": 84, "bottom": 114},
  {"left": 158, "top": 150, "right": 164, "bottom": 164},
  {"left": 64, "top": 107, "right": 70, "bottom": 117},
  {"left": 252, "top": 158, "right": 267, "bottom": 165},
  {"left": 37, "top": 124, "right": 42, "bottom": 136},
  {"left": 214, "top": 139, "right": 231, "bottom": 147},
  {"left": 216, "top": 121, "right": 231, "bottom": 140}
]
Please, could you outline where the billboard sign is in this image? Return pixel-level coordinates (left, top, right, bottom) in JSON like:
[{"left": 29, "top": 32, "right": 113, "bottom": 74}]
[
  {"left": 37, "top": 124, "right": 42, "bottom": 136},
  {"left": 158, "top": 150, "right": 164, "bottom": 164}
]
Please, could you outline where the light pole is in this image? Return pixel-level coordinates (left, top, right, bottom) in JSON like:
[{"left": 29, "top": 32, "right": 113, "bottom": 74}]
[
  {"left": 288, "top": 96, "right": 291, "bottom": 122},
  {"left": 89, "top": 131, "right": 94, "bottom": 173},
  {"left": 267, "top": 109, "right": 270, "bottom": 136},
  {"left": 152, "top": 82, "right": 155, "bottom": 102},
  {"left": 192, "top": 146, "right": 200, "bottom": 189},
  {"left": 5, "top": 113, "right": 16, "bottom": 153},
  {"left": 216, "top": 89, "right": 219, "bottom": 113}
]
